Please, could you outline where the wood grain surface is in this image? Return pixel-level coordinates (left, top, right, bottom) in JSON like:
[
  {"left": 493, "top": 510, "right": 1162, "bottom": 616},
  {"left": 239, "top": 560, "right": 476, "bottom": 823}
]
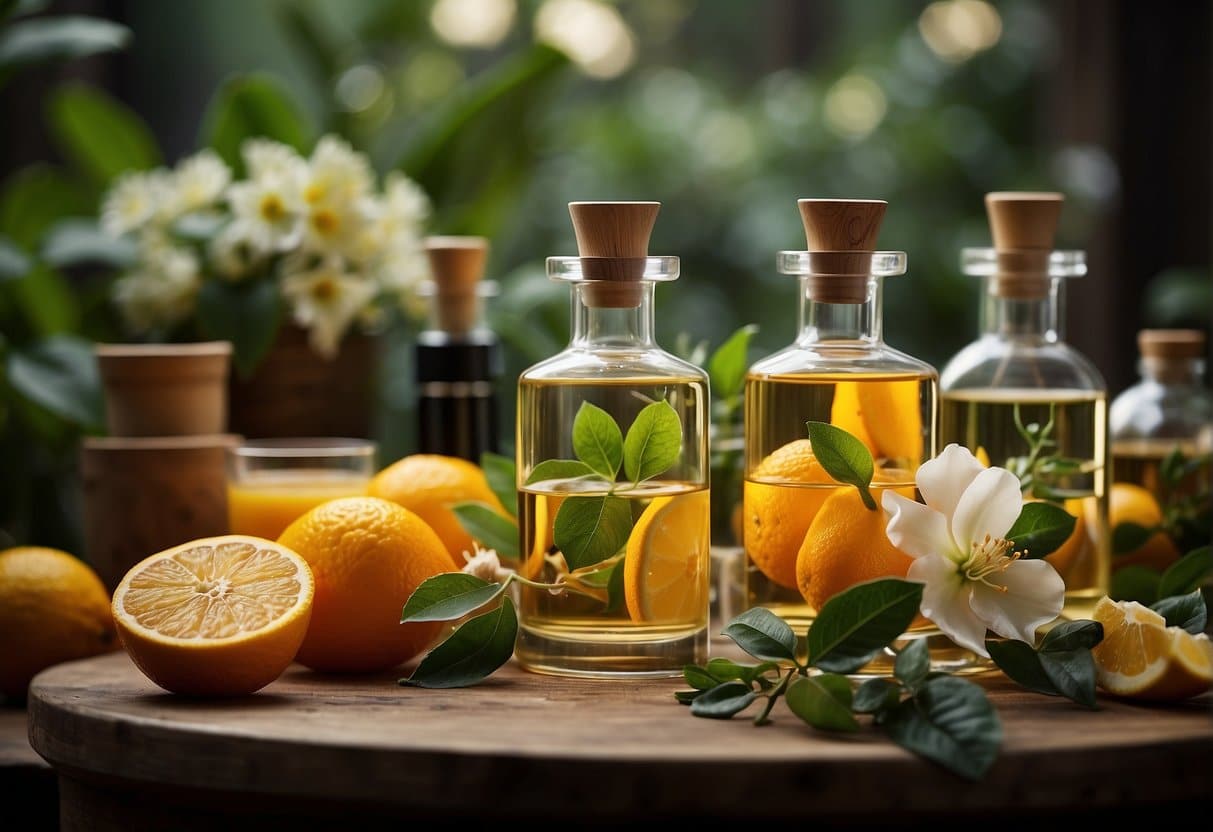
[{"left": 26, "top": 650, "right": 1213, "bottom": 825}]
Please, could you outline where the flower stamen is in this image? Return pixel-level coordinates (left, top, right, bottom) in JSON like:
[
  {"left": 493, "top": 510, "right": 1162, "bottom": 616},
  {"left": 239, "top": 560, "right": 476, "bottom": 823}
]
[{"left": 962, "top": 533, "right": 1025, "bottom": 591}]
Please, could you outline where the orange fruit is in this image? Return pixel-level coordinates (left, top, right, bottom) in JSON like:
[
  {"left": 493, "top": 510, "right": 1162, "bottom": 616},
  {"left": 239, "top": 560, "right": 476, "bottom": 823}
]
[
  {"left": 795, "top": 488, "right": 915, "bottom": 612},
  {"left": 112, "top": 536, "right": 313, "bottom": 696},
  {"left": 524, "top": 493, "right": 564, "bottom": 579},
  {"left": 279, "top": 496, "right": 453, "bottom": 673},
  {"left": 367, "top": 454, "right": 508, "bottom": 566},
  {"left": 1030, "top": 497, "right": 1088, "bottom": 579},
  {"left": 1091, "top": 596, "right": 1213, "bottom": 701},
  {"left": 624, "top": 491, "right": 709, "bottom": 623},
  {"left": 0, "top": 547, "right": 118, "bottom": 698},
  {"left": 1109, "top": 483, "right": 1180, "bottom": 571},
  {"left": 744, "top": 440, "right": 837, "bottom": 590},
  {"left": 830, "top": 379, "right": 924, "bottom": 464},
  {"left": 829, "top": 382, "right": 876, "bottom": 453}
]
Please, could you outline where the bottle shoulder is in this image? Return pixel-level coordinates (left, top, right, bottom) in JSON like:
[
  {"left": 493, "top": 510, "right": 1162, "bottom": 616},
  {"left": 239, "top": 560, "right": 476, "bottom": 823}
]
[
  {"left": 940, "top": 336, "right": 1106, "bottom": 393},
  {"left": 1109, "top": 379, "right": 1213, "bottom": 439},
  {"left": 748, "top": 342, "right": 937, "bottom": 380},
  {"left": 520, "top": 346, "right": 708, "bottom": 384}
]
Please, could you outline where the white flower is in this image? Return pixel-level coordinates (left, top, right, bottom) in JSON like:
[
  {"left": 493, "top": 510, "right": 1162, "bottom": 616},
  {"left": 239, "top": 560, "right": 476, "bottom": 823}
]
[
  {"left": 461, "top": 547, "right": 514, "bottom": 583},
  {"left": 242, "top": 139, "right": 307, "bottom": 181},
  {"left": 304, "top": 136, "right": 373, "bottom": 207},
  {"left": 208, "top": 221, "right": 264, "bottom": 281},
  {"left": 101, "top": 170, "right": 172, "bottom": 236},
  {"left": 301, "top": 194, "right": 375, "bottom": 259},
  {"left": 381, "top": 171, "right": 430, "bottom": 230},
  {"left": 227, "top": 170, "right": 306, "bottom": 253},
  {"left": 280, "top": 257, "right": 377, "bottom": 358},
  {"left": 112, "top": 245, "right": 201, "bottom": 332},
  {"left": 882, "top": 444, "right": 1066, "bottom": 657},
  {"left": 169, "top": 150, "right": 231, "bottom": 215}
]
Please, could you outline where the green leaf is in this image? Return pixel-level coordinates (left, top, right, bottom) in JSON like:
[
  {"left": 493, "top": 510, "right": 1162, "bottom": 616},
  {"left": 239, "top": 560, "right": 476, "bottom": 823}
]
[
  {"left": 689, "top": 681, "right": 757, "bottom": 719},
  {"left": 40, "top": 218, "right": 137, "bottom": 269},
  {"left": 806, "top": 420, "right": 876, "bottom": 509},
  {"left": 1159, "top": 446, "right": 1186, "bottom": 488},
  {"left": 894, "top": 638, "right": 930, "bottom": 688},
  {"left": 673, "top": 689, "right": 702, "bottom": 705},
  {"left": 1040, "top": 620, "right": 1103, "bottom": 653},
  {"left": 1109, "top": 565, "right": 1161, "bottom": 604},
  {"left": 0, "top": 234, "right": 30, "bottom": 281},
  {"left": 0, "top": 16, "right": 129, "bottom": 74},
  {"left": 1151, "top": 590, "right": 1208, "bottom": 634},
  {"left": 2, "top": 1, "right": 51, "bottom": 21},
  {"left": 275, "top": 1, "right": 343, "bottom": 85},
  {"left": 202, "top": 73, "right": 311, "bottom": 174},
  {"left": 705, "top": 658, "right": 779, "bottom": 685},
  {"left": 47, "top": 83, "right": 160, "bottom": 185},
  {"left": 552, "top": 495, "right": 631, "bottom": 570},
  {"left": 524, "top": 458, "right": 596, "bottom": 486},
  {"left": 1113, "top": 522, "right": 1155, "bottom": 556},
  {"left": 1159, "top": 546, "right": 1213, "bottom": 598},
  {"left": 6, "top": 335, "right": 102, "bottom": 428},
  {"left": 683, "top": 665, "right": 721, "bottom": 691},
  {"left": 1039, "top": 649, "right": 1098, "bottom": 709},
  {"left": 1006, "top": 502, "right": 1077, "bottom": 559},
  {"left": 604, "top": 557, "right": 625, "bottom": 614},
  {"left": 479, "top": 452, "right": 517, "bottom": 518},
  {"left": 451, "top": 501, "right": 519, "bottom": 558},
  {"left": 623, "top": 400, "right": 682, "bottom": 484},
  {"left": 707, "top": 324, "right": 758, "bottom": 399},
  {"left": 195, "top": 278, "right": 282, "bottom": 377},
  {"left": 786, "top": 674, "right": 859, "bottom": 732},
  {"left": 720, "top": 607, "right": 798, "bottom": 662},
  {"left": 808, "top": 578, "right": 924, "bottom": 674},
  {"left": 0, "top": 163, "right": 91, "bottom": 249},
  {"left": 986, "top": 638, "right": 1058, "bottom": 696},
  {"left": 853, "top": 678, "right": 901, "bottom": 714},
  {"left": 571, "top": 402, "right": 623, "bottom": 480},
  {"left": 400, "top": 573, "right": 505, "bottom": 623},
  {"left": 401, "top": 596, "right": 517, "bottom": 688},
  {"left": 883, "top": 676, "right": 1001, "bottom": 781}
]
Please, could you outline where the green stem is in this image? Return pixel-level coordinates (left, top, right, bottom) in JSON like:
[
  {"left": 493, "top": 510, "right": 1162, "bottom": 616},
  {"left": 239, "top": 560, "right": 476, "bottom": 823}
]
[{"left": 753, "top": 668, "right": 796, "bottom": 726}]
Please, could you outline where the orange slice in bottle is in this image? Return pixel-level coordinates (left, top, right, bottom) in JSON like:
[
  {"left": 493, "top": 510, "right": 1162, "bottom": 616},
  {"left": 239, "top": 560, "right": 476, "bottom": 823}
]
[{"left": 624, "top": 491, "right": 709, "bottom": 623}]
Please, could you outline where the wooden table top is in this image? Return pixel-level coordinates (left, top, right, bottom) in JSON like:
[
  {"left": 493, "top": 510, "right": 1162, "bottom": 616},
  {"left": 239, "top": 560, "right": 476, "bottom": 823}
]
[{"left": 28, "top": 651, "right": 1213, "bottom": 819}]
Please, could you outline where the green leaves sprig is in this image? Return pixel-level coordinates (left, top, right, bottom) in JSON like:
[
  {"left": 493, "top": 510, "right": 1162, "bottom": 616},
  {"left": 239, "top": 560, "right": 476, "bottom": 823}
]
[
  {"left": 986, "top": 620, "right": 1104, "bottom": 708},
  {"left": 677, "top": 578, "right": 1003, "bottom": 781},
  {"left": 1113, "top": 448, "right": 1211, "bottom": 562},
  {"left": 1111, "top": 544, "right": 1213, "bottom": 606}
]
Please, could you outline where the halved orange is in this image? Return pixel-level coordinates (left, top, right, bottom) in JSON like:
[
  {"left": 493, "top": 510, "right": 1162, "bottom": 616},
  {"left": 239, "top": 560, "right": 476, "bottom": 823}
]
[
  {"left": 1091, "top": 596, "right": 1213, "bottom": 701},
  {"left": 112, "top": 535, "right": 314, "bottom": 696},
  {"left": 624, "top": 491, "right": 709, "bottom": 623}
]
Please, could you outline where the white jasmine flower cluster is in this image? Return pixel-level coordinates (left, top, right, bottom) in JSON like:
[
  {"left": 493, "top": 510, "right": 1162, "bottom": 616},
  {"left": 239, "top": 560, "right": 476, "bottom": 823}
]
[{"left": 101, "top": 138, "right": 430, "bottom": 358}]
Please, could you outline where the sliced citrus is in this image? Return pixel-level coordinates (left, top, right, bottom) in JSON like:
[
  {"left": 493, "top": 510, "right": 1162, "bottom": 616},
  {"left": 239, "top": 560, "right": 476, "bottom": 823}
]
[
  {"left": 524, "top": 493, "right": 564, "bottom": 579},
  {"left": 1091, "top": 596, "right": 1213, "bottom": 701},
  {"left": 829, "top": 381, "right": 876, "bottom": 454},
  {"left": 854, "top": 378, "right": 924, "bottom": 464},
  {"left": 112, "top": 536, "right": 313, "bottom": 696},
  {"left": 624, "top": 491, "right": 709, "bottom": 623}
]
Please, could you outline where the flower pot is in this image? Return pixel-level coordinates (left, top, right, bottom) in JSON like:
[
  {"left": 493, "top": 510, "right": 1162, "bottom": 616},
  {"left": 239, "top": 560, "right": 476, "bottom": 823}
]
[
  {"left": 228, "top": 326, "right": 376, "bottom": 440},
  {"left": 95, "top": 342, "right": 232, "bottom": 437}
]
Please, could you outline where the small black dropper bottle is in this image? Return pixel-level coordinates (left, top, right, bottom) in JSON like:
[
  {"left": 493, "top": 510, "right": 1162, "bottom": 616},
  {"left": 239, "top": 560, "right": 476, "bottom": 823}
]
[{"left": 414, "top": 236, "right": 502, "bottom": 461}]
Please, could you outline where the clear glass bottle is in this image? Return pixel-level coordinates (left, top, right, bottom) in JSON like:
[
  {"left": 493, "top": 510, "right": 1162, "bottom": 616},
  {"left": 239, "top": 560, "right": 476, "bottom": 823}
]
[
  {"left": 415, "top": 236, "right": 502, "bottom": 462},
  {"left": 940, "top": 192, "right": 1108, "bottom": 620},
  {"left": 515, "top": 202, "right": 710, "bottom": 678},
  {"left": 743, "top": 200, "right": 938, "bottom": 639},
  {"left": 1111, "top": 329, "right": 1213, "bottom": 493}
]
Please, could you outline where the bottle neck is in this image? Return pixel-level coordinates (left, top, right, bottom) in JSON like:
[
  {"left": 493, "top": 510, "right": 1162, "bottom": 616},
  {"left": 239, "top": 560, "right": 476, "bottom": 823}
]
[
  {"left": 571, "top": 282, "right": 655, "bottom": 348},
  {"left": 1140, "top": 356, "right": 1206, "bottom": 386},
  {"left": 796, "top": 276, "right": 883, "bottom": 345},
  {"left": 980, "top": 276, "right": 1062, "bottom": 342}
]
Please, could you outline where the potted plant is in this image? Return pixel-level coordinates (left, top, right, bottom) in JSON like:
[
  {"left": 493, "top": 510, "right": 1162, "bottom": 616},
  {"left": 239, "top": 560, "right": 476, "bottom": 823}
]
[{"left": 98, "top": 136, "right": 431, "bottom": 438}]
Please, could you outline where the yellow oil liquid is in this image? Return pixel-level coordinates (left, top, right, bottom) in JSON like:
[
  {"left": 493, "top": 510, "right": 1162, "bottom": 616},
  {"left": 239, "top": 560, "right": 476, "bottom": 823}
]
[
  {"left": 1112, "top": 438, "right": 1209, "bottom": 497},
  {"left": 516, "top": 377, "right": 709, "bottom": 677},
  {"left": 742, "top": 372, "right": 935, "bottom": 631},
  {"left": 941, "top": 389, "right": 1109, "bottom": 619}
]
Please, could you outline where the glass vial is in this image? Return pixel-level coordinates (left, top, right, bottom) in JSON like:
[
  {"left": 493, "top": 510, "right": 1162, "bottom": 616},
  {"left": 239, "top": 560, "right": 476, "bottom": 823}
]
[
  {"left": 515, "top": 202, "right": 710, "bottom": 678},
  {"left": 940, "top": 192, "right": 1108, "bottom": 619},
  {"left": 414, "top": 237, "right": 502, "bottom": 462},
  {"left": 743, "top": 200, "right": 938, "bottom": 637}
]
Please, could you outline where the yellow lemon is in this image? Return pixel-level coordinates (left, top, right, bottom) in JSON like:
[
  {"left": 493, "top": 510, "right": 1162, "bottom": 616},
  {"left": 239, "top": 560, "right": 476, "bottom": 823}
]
[
  {"left": 624, "top": 491, "right": 709, "bottom": 623},
  {"left": 1092, "top": 596, "right": 1212, "bottom": 701}
]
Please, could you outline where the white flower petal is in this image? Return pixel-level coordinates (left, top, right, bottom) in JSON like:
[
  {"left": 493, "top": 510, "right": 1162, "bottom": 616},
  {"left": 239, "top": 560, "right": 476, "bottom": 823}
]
[
  {"left": 915, "top": 443, "right": 987, "bottom": 518},
  {"left": 951, "top": 466, "right": 1023, "bottom": 551},
  {"left": 968, "top": 559, "right": 1065, "bottom": 644},
  {"left": 909, "top": 554, "right": 989, "bottom": 657},
  {"left": 882, "top": 491, "right": 958, "bottom": 562}
]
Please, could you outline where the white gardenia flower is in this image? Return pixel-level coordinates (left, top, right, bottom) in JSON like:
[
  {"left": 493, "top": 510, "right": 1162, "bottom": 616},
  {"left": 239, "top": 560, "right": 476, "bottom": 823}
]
[
  {"left": 280, "top": 257, "right": 378, "bottom": 358},
  {"left": 101, "top": 170, "right": 172, "bottom": 236},
  {"left": 112, "top": 245, "right": 201, "bottom": 332},
  {"left": 882, "top": 443, "right": 1066, "bottom": 657},
  {"left": 461, "top": 547, "right": 514, "bottom": 583},
  {"left": 226, "top": 169, "right": 306, "bottom": 253},
  {"left": 208, "top": 221, "right": 264, "bottom": 281},
  {"left": 381, "top": 171, "right": 430, "bottom": 230},
  {"left": 169, "top": 150, "right": 231, "bottom": 215},
  {"left": 242, "top": 138, "right": 307, "bottom": 181},
  {"left": 304, "top": 136, "right": 373, "bottom": 207}
]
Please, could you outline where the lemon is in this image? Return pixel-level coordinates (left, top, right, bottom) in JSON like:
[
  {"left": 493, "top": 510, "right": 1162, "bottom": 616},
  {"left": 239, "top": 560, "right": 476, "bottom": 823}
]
[
  {"left": 1091, "top": 596, "right": 1213, "bottom": 701},
  {"left": 624, "top": 491, "right": 709, "bottom": 623},
  {"left": 112, "top": 536, "right": 314, "bottom": 696}
]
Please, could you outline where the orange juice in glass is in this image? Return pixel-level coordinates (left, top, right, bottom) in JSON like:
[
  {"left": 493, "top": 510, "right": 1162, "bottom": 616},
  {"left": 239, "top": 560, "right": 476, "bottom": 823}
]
[{"left": 227, "top": 439, "right": 377, "bottom": 540}]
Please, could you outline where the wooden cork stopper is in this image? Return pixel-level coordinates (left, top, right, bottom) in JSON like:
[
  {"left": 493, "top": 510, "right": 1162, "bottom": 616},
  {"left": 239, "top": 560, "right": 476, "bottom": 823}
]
[
  {"left": 1139, "top": 329, "right": 1206, "bottom": 360},
  {"left": 569, "top": 201, "right": 659, "bottom": 308},
  {"left": 796, "top": 199, "right": 887, "bottom": 304},
  {"left": 425, "top": 236, "right": 488, "bottom": 334},
  {"left": 985, "top": 192, "right": 1063, "bottom": 299}
]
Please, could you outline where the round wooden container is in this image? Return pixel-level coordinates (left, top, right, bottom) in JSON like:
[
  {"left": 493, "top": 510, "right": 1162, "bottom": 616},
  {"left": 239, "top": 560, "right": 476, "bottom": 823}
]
[
  {"left": 80, "top": 435, "right": 238, "bottom": 590},
  {"left": 95, "top": 342, "right": 231, "bottom": 437}
]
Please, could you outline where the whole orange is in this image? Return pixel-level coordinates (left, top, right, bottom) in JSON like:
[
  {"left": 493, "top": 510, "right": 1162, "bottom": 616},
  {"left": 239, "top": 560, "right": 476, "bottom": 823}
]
[
  {"left": 367, "top": 454, "right": 507, "bottom": 566},
  {"left": 279, "top": 497, "right": 454, "bottom": 673},
  {"left": 1110, "top": 483, "right": 1180, "bottom": 572}
]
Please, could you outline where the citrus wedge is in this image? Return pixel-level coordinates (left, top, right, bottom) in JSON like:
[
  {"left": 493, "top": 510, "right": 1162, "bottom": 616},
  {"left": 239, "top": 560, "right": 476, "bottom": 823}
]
[
  {"left": 112, "top": 535, "right": 314, "bottom": 696},
  {"left": 624, "top": 491, "right": 709, "bottom": 623},
  {"left": 1091, "top": 596, "right": 1213, "bottom": 702}
]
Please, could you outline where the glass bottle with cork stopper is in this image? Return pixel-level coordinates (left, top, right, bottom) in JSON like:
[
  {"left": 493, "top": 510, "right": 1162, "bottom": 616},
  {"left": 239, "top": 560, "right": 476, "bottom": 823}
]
[
  {"left": 515, "top": 201, "right": 710, "bottom": 678},
  {"left": 414, "top": 236, "right": 502, "bottom": 462},
  {"left": 742, "top": 199, "right": 938, "bottom": 635},
  {"left": 1110, "top": 330, "right": 1212, "bottom": 548},
  {"left": 940, "top": 192, "right": 1108, "bottom": 618}
]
